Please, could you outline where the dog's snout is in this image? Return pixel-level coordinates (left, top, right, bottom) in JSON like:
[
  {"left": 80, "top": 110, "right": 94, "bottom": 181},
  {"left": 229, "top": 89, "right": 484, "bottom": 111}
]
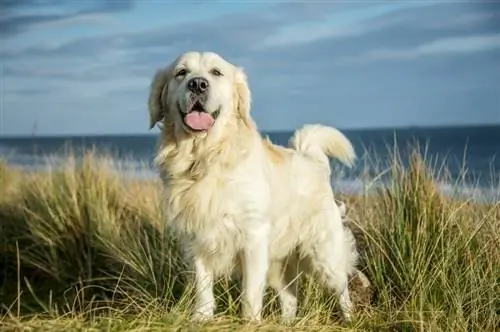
[{"left": 187, "top": 77, "right": 209, "bottom": 94}]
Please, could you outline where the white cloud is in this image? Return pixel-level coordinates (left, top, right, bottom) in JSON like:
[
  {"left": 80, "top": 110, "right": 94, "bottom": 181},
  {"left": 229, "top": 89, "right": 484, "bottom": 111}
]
[
  {"left": 37, "top": 12, "right": 115, "bottom": 29},
  {"left": 256, "top": 2, "right": 434, "bottom": 49},
  {"left": 257, "top": 23, "right": 362, "bottom": 49},
  {"left": 339, "top": 34, "right": 500, "bottom": 65},
  {"left": 419, "top": 34, "right": 500, "bottom": 54},
  {"left": 425, "top": 11, "right": 499, "bottom": 29}
]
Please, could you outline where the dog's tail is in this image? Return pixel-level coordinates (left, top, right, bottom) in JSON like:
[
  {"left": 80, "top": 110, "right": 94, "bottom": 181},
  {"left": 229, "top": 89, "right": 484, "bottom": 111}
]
[{"left": 289, "top": 124, "right": 356, "bottom": 169}]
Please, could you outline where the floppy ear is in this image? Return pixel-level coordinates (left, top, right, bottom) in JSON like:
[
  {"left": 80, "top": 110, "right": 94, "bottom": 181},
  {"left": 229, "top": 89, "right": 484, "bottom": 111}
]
[
  {"left": 234, "top": 67, "right": 255, "bottom": 129},
  {"left": 148, "top": 68, "right": 171, "bottom": 130}
]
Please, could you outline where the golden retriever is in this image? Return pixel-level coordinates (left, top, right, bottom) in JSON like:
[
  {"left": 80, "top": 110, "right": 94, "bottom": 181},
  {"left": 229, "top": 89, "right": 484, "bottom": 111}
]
[{"left": 148, "top": 51, "right": 366, "bottom": 323}]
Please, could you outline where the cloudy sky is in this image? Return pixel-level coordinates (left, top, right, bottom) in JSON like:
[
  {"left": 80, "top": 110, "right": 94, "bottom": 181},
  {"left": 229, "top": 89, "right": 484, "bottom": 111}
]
[{"left": 1, "top": 0, "right": 499, "bottom": 136}]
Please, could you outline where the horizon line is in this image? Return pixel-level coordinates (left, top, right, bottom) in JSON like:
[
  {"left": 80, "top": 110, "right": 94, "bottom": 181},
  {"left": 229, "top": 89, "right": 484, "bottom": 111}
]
[{"left": 1, "top": 123, "right": 499, "bottom": 140}]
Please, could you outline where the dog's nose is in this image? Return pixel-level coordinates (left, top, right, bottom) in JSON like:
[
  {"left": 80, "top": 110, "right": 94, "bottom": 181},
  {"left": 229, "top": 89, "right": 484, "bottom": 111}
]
[{"left": 187, "top": 77, "right": 209, "bottom": 94}]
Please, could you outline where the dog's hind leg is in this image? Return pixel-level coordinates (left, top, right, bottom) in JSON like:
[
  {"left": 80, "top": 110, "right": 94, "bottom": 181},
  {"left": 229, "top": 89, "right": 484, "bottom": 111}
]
[
  {"left": 305, "top": 246, "right": 353, "bottom": 322},
  {"left": 267, "top": 254, "right": 301, "bottom": 323},
  {"left": 301, "top": 210, "right": 354, "bottom": 322}
]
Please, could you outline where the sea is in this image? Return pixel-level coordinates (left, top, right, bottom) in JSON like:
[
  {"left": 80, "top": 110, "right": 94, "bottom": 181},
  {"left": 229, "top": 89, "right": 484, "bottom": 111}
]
[{"left": 1, "top": 125, "right": 499, "bottom": 202}]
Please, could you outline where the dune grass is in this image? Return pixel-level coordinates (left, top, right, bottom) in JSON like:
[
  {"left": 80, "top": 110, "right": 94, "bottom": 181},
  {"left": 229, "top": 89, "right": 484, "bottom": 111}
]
[{"left": 0, "top": 149, "right": 498, "bottom": 331}]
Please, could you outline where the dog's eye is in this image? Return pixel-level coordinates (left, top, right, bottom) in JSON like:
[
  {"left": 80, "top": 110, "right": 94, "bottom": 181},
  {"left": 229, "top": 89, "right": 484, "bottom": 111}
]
[
  {"left": 211, "top": 68, "right": 223, "bottom": 77},
  {"left": 175, "top": 69, "right": 187, "bottom": 78}
]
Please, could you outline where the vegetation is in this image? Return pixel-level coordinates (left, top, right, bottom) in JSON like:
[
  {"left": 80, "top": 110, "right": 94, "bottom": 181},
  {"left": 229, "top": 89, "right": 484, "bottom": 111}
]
[{"left": 0, "top": 149, "right": 498, "bottom": 331}]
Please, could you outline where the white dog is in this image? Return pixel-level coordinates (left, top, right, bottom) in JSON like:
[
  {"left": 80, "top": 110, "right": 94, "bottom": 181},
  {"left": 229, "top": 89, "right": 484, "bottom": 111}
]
[{"left": 148, "top": 51, "right": 363, "bottom": 323}]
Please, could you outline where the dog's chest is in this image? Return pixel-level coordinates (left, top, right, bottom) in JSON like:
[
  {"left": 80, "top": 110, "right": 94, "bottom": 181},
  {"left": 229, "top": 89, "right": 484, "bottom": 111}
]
[
  {"left": 164, "top": 173, "right": 241, "bottom": 234},
  {"left": 165, "top": 176, "right": 244, "bottom": 274},
  {"left": 184, "top": 216, "right": 244, "bottom": 275}
]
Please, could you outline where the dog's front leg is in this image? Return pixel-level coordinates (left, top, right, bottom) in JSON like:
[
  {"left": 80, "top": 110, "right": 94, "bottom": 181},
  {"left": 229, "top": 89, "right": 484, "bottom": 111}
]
[
  {"left": 192, "top": 256, "right": 215, "bottom": 321},
  {"left": 241, "top": 226, "right": 270, "bottom": 321}
]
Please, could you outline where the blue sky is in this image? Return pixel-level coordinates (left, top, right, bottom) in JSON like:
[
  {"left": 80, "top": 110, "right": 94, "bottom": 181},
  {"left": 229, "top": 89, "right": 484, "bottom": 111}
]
[{"left": 1, "top": 0, "right": 499, "bottom": 136}]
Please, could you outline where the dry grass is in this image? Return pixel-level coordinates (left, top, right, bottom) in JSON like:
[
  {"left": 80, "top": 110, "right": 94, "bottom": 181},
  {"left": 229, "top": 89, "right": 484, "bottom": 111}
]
[{"left": 0, "top": 149, "right": 498, "bottom": 331}]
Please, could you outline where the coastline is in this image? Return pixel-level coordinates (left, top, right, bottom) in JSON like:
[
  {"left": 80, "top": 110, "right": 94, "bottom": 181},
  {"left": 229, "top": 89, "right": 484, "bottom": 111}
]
[{"left": 2, "top": 150, "right": 499, "bottom": 204}]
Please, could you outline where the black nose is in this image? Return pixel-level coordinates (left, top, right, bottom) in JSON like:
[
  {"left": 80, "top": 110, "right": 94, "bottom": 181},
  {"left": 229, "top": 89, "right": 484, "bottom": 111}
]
[{"left": 187, "top": 77, "right": 209, "bottom": 94}]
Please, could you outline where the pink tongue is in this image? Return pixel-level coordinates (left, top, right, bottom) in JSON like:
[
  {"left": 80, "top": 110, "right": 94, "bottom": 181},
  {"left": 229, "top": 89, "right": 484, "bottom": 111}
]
[{"left": 184, "top": 111, "right": 215, "bottom": 131}]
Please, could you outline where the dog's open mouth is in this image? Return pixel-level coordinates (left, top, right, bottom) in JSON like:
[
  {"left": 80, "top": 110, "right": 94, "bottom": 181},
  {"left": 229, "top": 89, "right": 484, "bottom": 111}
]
[{"left": 181, "top": 101, "right": 220, "bottom": 132}]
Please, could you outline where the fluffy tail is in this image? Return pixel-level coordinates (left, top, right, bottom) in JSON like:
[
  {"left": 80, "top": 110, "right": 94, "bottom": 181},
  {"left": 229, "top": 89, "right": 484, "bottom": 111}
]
[{"left": 289, "top": 124, "right": 356, "bottom": 168}]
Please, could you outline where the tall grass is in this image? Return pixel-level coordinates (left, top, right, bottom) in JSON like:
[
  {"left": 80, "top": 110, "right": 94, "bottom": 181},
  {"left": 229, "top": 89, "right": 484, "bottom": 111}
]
[{"left": 0, "top": 149, "right": 498, "bottom": 331}]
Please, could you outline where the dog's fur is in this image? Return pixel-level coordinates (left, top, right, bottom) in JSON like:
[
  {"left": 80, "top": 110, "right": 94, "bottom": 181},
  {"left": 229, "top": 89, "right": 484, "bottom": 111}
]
[{"left": 148, "top": 51, "right": 365, "bottom": 322}]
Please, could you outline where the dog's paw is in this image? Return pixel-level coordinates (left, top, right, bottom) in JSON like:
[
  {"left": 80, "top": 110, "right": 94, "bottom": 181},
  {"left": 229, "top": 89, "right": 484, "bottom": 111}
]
[
  {"left": 241, "top": 311, "right": 263, "bottom": 323},
  {"left": 191, "top": 310, "right": 214, "bottom": 323}
]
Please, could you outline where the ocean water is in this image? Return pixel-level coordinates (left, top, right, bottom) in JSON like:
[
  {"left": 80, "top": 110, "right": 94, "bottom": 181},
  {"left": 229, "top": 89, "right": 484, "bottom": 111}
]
[{"left": 1, "top": 125, "right": 499, "bottom": 202}]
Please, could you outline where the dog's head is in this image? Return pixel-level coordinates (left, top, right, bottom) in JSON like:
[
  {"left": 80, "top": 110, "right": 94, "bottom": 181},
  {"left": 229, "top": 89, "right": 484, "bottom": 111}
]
[{"left": 148, "top": 51, "right": 253, "bottom": 136}]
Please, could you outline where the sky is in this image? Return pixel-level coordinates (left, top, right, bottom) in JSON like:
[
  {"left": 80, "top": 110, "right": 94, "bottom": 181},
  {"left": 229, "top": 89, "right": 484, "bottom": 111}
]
[{"left": 1, "top": 0, "right": 499, "bottom": 136}]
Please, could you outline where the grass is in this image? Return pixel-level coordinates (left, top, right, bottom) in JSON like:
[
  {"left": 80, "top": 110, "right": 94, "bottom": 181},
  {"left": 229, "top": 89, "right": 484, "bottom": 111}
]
[{"left": 0, "top": 148, "right": 498, "bottom": 331}]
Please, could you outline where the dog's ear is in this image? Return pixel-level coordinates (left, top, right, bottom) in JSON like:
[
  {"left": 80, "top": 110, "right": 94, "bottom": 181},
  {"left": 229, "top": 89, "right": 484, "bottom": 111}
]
[
  {"left": 148, "top": 68, "right": 171, "bottom": 130},
  {"left": 234, "top": 67, "right": 255, "bottom": 129}
]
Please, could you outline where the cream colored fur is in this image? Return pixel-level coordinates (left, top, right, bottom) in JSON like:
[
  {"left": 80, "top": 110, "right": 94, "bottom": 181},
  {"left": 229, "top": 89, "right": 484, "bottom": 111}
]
[{"left": 148, "top": 51, "right": 366, "bottom": 323}]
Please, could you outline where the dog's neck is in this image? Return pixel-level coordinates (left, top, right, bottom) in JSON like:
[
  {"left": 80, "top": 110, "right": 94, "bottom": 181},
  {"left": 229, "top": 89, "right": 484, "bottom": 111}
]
[{"left": 155, "top": 118, "right": 257, "bottom": 182}]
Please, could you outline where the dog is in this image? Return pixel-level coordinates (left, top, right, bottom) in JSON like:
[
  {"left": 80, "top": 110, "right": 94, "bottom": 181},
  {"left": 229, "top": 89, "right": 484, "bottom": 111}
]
[
  {"left": 337, "top": 201, "right": 372, "bottom": 298},
  {"left": 148, "top": 51, "right": 364, "bottom": 323}
]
